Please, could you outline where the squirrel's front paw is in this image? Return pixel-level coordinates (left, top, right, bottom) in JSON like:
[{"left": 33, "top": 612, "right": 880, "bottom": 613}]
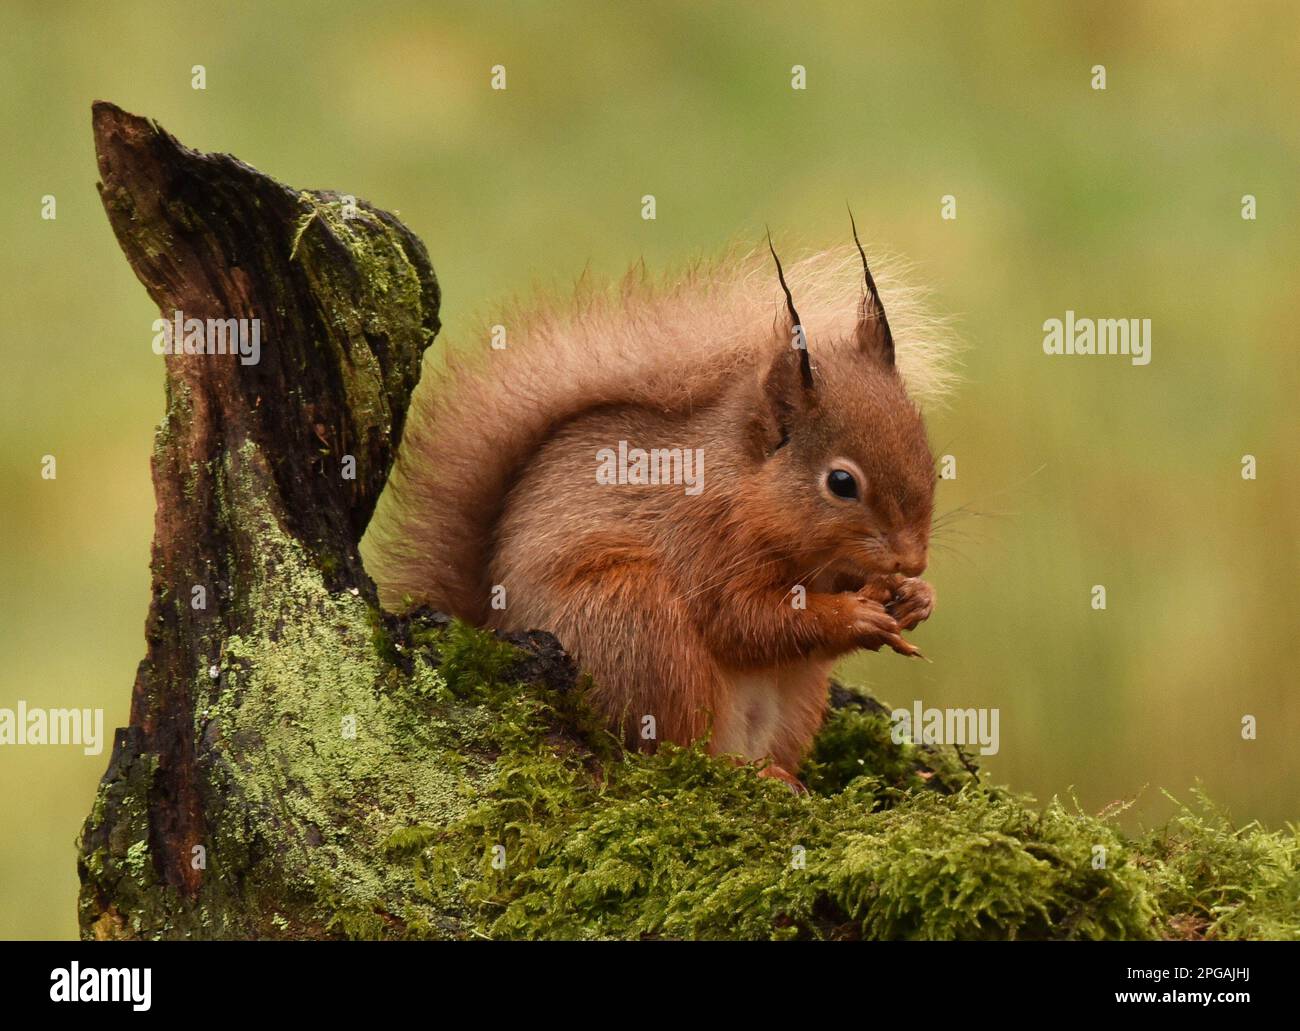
[
  {"left": 886, "top": 577, "right": 935, "bottom": 631},
  {"left": 847, "top": 593, "right": 917, "bottom": 657}
]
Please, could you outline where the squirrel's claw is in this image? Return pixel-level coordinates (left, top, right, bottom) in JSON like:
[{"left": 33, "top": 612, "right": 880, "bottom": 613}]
[{"left": 885, "top": 633, "right": 922, "bottom": 659}]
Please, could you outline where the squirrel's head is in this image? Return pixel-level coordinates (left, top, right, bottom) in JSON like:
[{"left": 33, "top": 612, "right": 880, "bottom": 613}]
[{"left": 742, "top": 226, "right": 935, "bottom": 586}]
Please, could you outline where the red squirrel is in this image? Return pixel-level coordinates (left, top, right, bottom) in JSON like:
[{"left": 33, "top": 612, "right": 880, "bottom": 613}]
[{"left": 368, "top": 220, "right": 956, "bottom": 786}]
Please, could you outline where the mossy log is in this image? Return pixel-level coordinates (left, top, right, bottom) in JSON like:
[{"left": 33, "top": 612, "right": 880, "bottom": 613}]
[{"left": 77, "top": 103, "right": 1300, "bottom": 941}]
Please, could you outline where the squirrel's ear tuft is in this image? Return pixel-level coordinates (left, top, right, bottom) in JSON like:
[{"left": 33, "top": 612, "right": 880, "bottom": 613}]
[
  {"left": 767, "top": 231, "right": 815, "bottom": 391},
  {"left": 849, "top": 208, "right": 895, "bottom": 367}
]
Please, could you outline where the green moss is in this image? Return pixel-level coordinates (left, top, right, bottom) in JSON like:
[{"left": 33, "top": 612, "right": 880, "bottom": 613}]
[
  {"left": 801, "top": 698, "right": 972, "bottom": 796},
  {"left": 81, "top": 585, "right": 1300, "bottom": 941},
  {"left": 385, "top": 730, "right": 1159, "bottom": 939},
  {"left": 366, "top": 604, "right": 401, "bottom": 666},
  {"left": 79, "top": 540, "right": 1300, "bottom": 943},
  {"left": 433, "top": 620, "right": 525, "bottom": 701},
  {"left": 1138, "top": 789, "right": 1300, "bottom": 940},
  {"left": 351, "top": 626, "right": 1299, "bottom": 941}
]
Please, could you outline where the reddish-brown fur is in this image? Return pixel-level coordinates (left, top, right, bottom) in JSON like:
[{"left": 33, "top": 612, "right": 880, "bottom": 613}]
[{"left": 367, "top": 243, "right": 956, "bottom": 780}]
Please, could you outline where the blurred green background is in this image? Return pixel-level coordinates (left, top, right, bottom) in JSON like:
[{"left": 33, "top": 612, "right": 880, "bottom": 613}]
[{"left": 2, "top": 0, "right": 1297, "bottom": 939}]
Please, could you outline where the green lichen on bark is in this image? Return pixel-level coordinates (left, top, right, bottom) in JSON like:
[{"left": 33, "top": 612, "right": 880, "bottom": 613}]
[
  {"left": 284, "top": 188, "right": 437, "bottom": 474},
  {"left": 80, "top": 438, "right": 489, "bottom": 939},
  {"left": 77, "top": 749, "right": 170, "bottom": 940}
]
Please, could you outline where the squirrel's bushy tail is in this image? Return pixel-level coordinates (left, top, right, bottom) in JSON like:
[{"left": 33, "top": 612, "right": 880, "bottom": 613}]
[{"left": 364, "top": 245, "right": 959, "bottom": 619}]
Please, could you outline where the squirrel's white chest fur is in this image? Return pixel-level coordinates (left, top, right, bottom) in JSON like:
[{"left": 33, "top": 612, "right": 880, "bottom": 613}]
[
  {"left": 715, "top": 669, "right": 783, "bottom": 760},
  {"left": 715, "top": 661, "right": 827, "bottom": 761}
]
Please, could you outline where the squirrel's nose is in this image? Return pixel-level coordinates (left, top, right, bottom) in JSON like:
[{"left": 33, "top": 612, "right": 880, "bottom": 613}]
[{"left": 892, "top": 553, "right": 927, "bottom": 577}]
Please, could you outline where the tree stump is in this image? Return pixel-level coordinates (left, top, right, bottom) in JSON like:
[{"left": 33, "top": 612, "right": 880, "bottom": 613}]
[{"left": 78, "top": 101, "right": 473, "bottom": 938}]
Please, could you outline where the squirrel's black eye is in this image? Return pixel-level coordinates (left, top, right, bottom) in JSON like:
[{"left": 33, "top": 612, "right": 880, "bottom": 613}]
[{"left": 827, "top": 469, "right": 859, "bottom": 500}]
